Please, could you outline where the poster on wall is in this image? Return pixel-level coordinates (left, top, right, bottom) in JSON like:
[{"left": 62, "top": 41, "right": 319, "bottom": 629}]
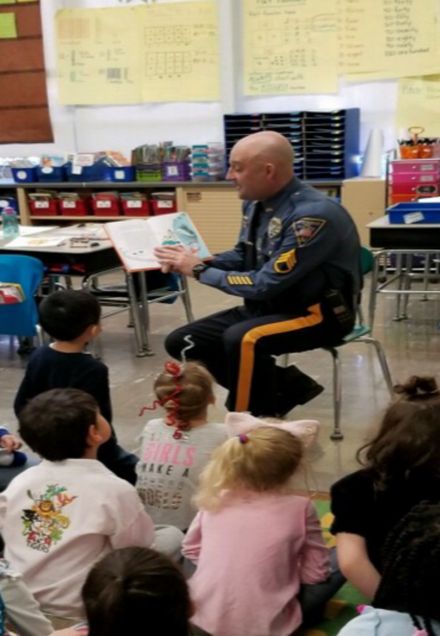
[
  {"left": 55, "top": 1, "right": 220, "bottom": 105},
  {"left": 0, "top": 0, "right": 53, "bottom": 143}
]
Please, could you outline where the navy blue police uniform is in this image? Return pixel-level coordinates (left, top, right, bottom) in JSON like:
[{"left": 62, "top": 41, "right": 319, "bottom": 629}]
[{"left": 165, "top": 176, "right": 361, "bottom": 416}]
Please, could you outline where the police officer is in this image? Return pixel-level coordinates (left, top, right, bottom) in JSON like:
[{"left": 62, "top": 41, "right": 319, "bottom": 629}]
[{"left": 154, "top": 131, "right": 361, "bottom": 416}]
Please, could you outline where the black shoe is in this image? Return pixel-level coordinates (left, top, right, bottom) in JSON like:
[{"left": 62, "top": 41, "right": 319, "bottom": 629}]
[{"left": 275, "top": 364, "right": 324, "bottom": 417}]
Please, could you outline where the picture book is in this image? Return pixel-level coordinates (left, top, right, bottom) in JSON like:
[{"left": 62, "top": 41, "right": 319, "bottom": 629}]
[{"left": 105, "top": 212, "right": 211, "bottom": 272}]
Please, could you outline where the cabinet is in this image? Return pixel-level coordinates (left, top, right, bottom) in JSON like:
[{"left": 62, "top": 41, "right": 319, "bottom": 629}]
[
  {"left": 7, "top": 179, "right": 344, "bottom": 253},
  {"left": 341, "top": 178, "right": 386, "bottom": 246}
]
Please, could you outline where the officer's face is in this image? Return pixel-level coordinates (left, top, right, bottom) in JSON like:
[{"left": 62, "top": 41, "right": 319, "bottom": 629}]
[{"left": 227, "top": 146, "right": 274, "bottom": 201}]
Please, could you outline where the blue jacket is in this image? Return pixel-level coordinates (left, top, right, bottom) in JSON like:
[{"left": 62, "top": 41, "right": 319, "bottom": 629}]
[{"left": 200, "top": 177, "right": 361, "bottom": 314}]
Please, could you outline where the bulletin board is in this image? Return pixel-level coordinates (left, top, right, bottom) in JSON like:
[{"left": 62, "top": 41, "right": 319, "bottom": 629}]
[{"left": 0, "top": 0, "right": 53, "bottom": 143}]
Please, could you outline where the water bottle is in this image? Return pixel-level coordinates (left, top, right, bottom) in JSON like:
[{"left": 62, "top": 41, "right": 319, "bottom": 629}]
[{"left": 1, "top": 207, "right": 19, "bottom": 239}]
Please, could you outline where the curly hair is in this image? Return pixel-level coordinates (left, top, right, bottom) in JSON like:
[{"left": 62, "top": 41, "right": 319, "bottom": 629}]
[
  {"left": 374, "top": 502, "right": 440, "bottom": 635},
  {"left": 356, "top": 376, "right": 440, "bottom": 490},
  {"left": 154, "top": 361, "right": 214, "bottom": 427}
]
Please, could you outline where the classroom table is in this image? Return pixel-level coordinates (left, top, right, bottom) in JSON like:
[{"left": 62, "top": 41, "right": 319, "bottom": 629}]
[
  {"left": 367, "top": 216, "right": 440, "bottom": 327},
  {"left": 0, "top": 225, "right": 157, "bottom": 356}
]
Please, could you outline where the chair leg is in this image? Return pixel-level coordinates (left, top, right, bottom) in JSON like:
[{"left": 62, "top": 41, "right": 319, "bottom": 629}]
[
  {"left": 329, "top": 348, "right": 343, "bottom": 441},
  {"left": 362, "top": 336, "right": 394, "bottom": 396},
  {"left": 180, "top": 276, "right": 195, "bottom": 323}
]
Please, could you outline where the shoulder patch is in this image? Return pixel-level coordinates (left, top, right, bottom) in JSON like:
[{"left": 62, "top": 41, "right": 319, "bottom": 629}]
[
  {"left": 273, "top": 249, "right": 296, "bottom": 274},
  {"left": 292, "top": 217, "right": 326, "bottom": 246},
  {"left": 227, "top": 275, "right": 254, "bottom": 286}
]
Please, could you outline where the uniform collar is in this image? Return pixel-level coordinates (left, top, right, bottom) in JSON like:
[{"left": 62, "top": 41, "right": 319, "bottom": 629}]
[{"left": 259, "top": 176, "right": 301, "bottom": 213}]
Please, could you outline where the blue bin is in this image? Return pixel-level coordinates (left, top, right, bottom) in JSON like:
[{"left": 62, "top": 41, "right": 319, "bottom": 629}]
[
  {"left": 36, "top": 165, "right": 67, "bottom": 182},
  {"left": 65, "top": 162, "right": 113, "bottom": 182},
  {"left": 387, "top": 202, "right": 440, "bottom": 224},
  {"left": 0, "top": 196, "right": 18, "bottom": 212},
  {"left": 109, "top": 166, "right": 135, "bottom": 182},
  {"left": 11, "top": 167, "right": 38, "bottom": 183}
]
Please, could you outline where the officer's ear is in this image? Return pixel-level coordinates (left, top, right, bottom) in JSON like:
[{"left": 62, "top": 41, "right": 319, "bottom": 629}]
[{"left": 265, "top": 161, "right": 276, "bottom": 180}]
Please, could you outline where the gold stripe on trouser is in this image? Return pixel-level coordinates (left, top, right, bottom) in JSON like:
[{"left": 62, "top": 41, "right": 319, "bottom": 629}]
[{"left": 235, "top": 303, "right": 324, "bottom": 412}]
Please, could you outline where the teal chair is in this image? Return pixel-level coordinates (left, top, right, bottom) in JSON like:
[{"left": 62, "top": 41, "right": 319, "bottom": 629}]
[{"left": 325, "top": 247, "right": 393, "bottom": 440}]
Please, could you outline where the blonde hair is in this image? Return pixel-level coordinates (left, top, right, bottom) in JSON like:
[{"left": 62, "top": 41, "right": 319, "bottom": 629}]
[
  {"left": 194, "top": 426, "right": 303, "bottom": 511},
  {"left": 154, "top": 361, "right": 214, "bottom": 427}
]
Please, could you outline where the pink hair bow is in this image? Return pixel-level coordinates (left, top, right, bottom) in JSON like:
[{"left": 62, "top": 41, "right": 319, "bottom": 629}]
[{"left": 225, "top": 412, "right": 319, "bottom": 448}]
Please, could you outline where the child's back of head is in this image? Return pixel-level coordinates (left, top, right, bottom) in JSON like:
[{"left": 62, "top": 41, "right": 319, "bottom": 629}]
[
  {"left": 195, "top": 426, "right": 304, "bottom": 511},
  {"left": 18, "top": 388, "right": 99, "bottom": 461},
  {"left": 39, "top": 289, "right": 101, "bottom": 342},
  {"left": 374, "top": 502, "right": 440, "bottom": 634},
  {"left": 153, "top": 360, "right": 214, "bottom": 437},
  {"left": 357, "top": 375, "right": 440, "bottom": 489},
  {"left": 83, "top": 547, "right": 192, "bottom": 636}
]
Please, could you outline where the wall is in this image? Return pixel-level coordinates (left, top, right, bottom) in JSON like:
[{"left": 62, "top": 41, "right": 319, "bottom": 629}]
[{"left": 0, "top": 0, "right": 435, "bottom": 159}]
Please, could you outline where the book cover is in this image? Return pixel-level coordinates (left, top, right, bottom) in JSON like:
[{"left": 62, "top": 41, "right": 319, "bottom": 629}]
[{"left": 105, "top": 212, "right": 211, "bottom": 272}]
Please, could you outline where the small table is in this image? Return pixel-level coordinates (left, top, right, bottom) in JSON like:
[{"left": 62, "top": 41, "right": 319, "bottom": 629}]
[
  {"left": 367, "top": 216, "right": 440, "bottom": 326},
  {"left": 0, "top": 226, "right": 151, "bottom": 355}
]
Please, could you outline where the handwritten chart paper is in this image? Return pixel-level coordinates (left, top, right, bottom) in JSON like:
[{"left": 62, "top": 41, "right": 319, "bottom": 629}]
[
  {"left": 337, "top": 0, "right": 383, "bottom": 75},
  {"left": 56, "top": 7, "right": 141, "bottom": 105},
  {"left": 397, "top": 75, "right": 440, "bottom": 137},
  {"left": 56, "top": 2, "right": 219, "bottom": 105},
  {"left": 243, "top": 0, "right": 338, "bottom": 96},
  {"left": 137, "top": 1, "right": 219, "bottom": 102},
  {"left": 344, "top": 0, "right": 440, "bottom": 81}
]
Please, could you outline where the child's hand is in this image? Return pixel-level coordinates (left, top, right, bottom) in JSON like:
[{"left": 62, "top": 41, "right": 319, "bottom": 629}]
[{"left": 0, "top": 434, "right": 22, "bottom": 452}]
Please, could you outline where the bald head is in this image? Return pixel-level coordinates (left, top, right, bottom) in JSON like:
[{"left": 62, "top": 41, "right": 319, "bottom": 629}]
[
  {"left": 234, "top": 131, "right": 295, "bottom": 167},
  {"left": 227, "top": 131, "right": 295, "bottom": 200}
]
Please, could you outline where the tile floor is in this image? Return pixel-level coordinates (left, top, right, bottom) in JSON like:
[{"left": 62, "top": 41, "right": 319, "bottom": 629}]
[{"left": 1, "top": 275, "right": 439, "bottom": 492}]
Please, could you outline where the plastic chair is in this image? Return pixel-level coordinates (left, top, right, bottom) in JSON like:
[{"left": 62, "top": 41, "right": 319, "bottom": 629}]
[
  {"left": 325, "top": 246, "right": 393, "bottom": 440},
  {"left": 0, "top": 255, "right": 44, "bottom": 346}
]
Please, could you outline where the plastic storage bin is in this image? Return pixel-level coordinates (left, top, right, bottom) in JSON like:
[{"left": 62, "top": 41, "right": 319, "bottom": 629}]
[
  {"left": 35, "top": 165, "right": 67, "bottom": 182},
  {"left": 0, "top": 196, "right": 18, "bottom": 213},
  {"left": 387, "top": 202, "right": 440, "bottom": 224},
  {"left": 150, "top": 192, "right": 177, "bottom": 215},
  {"left": 121, "top": 197, "right": 150, "bottom": 217},
  {"left": 92, "top": 193, "right": 121, "bottom": 217},
  {"left": 162, "top": 161, "right": 190, "bottom": 182},
  {"left": 65, "top": 162, "right": 113, "bottom": 182},
  {"left": 59, "top": 197, "right": 90, "bottom": 216},
  {"left": 109, "top": 166, "right": 135, "bottom": 182},
  {"left": 11, "top": 167, "right": 37, "bottom": 183},
  {"left": 29, "top": 199, "right": 59, "bottom": 217}
]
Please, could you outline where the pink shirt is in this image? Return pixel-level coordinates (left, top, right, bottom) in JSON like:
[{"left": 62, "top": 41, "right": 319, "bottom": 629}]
[{"left": 182, "top": 492, "right": 330, "bottom": 636}]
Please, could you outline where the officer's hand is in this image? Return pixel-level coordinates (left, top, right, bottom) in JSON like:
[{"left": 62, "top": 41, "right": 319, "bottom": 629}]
[{"left": 154, "top": 245, "right": 202, "bottom": 276}]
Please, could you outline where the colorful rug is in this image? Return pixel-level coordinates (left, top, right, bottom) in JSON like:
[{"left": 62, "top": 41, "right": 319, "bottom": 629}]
[{"left": 297, "top": 496, "right": 368, "bottom": 636}]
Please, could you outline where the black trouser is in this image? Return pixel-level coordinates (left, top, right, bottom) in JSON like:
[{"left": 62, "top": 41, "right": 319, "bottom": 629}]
[{"left": 165, "top": 300, "right": 353, "bottom": 416}]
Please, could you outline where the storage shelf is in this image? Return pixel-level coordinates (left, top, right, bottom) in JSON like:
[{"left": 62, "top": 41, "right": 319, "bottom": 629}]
[{"left": 29, "top": 215, "right": 147, "bottom": 221}]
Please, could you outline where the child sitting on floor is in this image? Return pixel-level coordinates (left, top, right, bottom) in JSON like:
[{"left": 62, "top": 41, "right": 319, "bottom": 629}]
[
  {"left": 182, "top": 426, "right": 343, "bottom": 636},
  {"left": 52, "top": 547, "right": 209, "bottom": 636},
  {"left": 0, "top": 388, "right": 182, "bottom": 629},
  {"left": 14, "top": 289, "right": 138, "bottom": 484},
  {"left": 331, "top": 375, "right": 440, "bottom": 600},
  {"left": 338, "top": 502, "right": 440, "bottom": 635},
  {"left": 136, "top": 360, "right": 228, "bottom": 531}
]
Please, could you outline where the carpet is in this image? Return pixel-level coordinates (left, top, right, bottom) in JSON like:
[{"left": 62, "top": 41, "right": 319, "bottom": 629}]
[{"left": 297, "top": 495, "right": 368, "bottom": 636}]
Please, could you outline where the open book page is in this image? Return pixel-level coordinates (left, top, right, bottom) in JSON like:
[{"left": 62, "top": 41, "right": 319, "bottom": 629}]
[{"left": 105, "top": 212, "right": 211, "bottom": 272}]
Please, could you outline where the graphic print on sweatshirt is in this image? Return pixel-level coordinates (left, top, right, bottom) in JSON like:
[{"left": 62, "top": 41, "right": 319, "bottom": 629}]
[
  {"left": 21, "top": 484, "right": 77, "bottom": 552},
  {"left": 136, "top": 439, "right": 196, "bottom": 511}
]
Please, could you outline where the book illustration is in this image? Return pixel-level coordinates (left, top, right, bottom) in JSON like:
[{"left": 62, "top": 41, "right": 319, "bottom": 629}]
[{"left": 105, "top": 212, "right": 211, "bottom": 272}]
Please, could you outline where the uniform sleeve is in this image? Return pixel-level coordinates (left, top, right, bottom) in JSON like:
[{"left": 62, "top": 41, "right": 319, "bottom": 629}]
[
  {"left": 199, "top": 213, "right": 341, "bottom": 300},
  {"left": 298, "top": 501, "right": 330, "bottom": 584},
  {"left": 181, "top": 511, "right": 203, "bottom": 563},
  {"left": 330, "top": 471, "right": 373, "bottom": 537},
  {"left": 109, "top": 485, "right": 155, "bottom": 549}
]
